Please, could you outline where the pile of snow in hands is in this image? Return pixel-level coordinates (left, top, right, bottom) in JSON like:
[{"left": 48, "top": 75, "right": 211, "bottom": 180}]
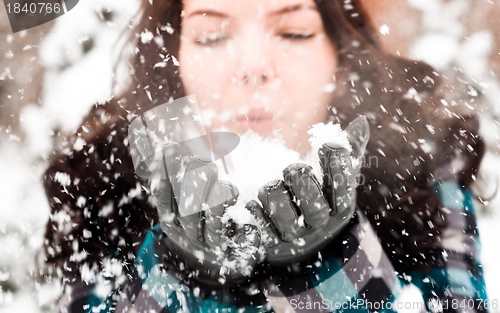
[{"left": 218, "top": 122, "right": 352, "bottom": 229}]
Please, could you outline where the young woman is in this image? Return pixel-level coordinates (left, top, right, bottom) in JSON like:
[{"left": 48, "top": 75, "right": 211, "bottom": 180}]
[{"left": 42, "top": 0, "right": 489, "bottom": 312}]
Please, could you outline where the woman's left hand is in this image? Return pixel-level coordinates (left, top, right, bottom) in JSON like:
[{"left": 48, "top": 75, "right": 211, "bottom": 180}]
[{"left": 247, "top": 116, "right": 370, "bottom": 266}]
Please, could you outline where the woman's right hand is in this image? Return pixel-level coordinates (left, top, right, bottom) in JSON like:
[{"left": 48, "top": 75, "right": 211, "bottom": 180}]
[{"left": 144, "top": 141, "right": 262, "bottom": 286}]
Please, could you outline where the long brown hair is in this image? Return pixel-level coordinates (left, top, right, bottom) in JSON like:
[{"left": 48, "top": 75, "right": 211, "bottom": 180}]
[{"left": 43, "top": 0, "right": 484, "bottom": 276}]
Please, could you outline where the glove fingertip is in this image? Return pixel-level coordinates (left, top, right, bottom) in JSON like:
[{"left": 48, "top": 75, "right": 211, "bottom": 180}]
[
  {"left": 218, "top": 180, "right": 240, "bottom": 203},
  {"left": 206, "top": 180, "right": 239, "bottom": 209},
  {"left": 320, "top": 143, "right": 350, "bottom": 154},
  {"left": 283, "top": 163, "right": 311, "bottom": 176},
  {"left": 245, "top": 199, "right": 262, "bottom": 211},
  {"left": 318, "top": 145, "right": 352, "bottom": 178},
  {"left": 257, "top": 179, "right": 281, "bottom": 207},
  {"left": 161, "top": 141, "right": 182, "bottom": 156},
  {"left": 245, "top": 200, "right": 265, "bottom": 220}
]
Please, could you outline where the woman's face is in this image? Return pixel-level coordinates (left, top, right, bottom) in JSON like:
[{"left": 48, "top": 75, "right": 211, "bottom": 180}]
[{"left": 179, "top": 0, "right": 338, "bottom": 155}]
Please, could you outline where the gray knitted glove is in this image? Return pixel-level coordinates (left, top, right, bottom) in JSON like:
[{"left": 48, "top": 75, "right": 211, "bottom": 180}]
[
  {"left": 247, "top": 116, "right": 370, "bottom": 265},
  {"left": 148, "top": 142, "right": 261, "bottom": 286}
]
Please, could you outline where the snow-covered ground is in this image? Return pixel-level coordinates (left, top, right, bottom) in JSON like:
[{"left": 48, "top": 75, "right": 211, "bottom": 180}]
[{"left": 0, "top": 0, "right": 499, "bottom": 312}]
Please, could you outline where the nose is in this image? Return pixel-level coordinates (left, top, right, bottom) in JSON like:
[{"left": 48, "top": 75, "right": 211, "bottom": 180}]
[{"left": 233, "top": 27, "right": 276, "bottom": 87}]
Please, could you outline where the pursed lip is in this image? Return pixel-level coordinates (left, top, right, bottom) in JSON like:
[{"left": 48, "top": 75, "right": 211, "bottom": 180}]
[{"left": 236, "top": 108, "right": 275, "bottom": 133}]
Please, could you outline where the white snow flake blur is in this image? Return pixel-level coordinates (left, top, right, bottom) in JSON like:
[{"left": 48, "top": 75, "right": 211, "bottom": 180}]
[
  {"left": 1, "top": 0, "right": 500, "bottom": 312},
  {"left": 0, "top": 0, "right": 139, "bottom": 312}
]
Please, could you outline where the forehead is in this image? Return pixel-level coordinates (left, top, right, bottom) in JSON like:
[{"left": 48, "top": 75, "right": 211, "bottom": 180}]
[{"left": 182, "top": 0, "right": 318, "bottom": 17}]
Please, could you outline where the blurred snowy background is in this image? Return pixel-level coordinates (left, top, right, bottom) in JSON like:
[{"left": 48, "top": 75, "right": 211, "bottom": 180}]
[{"left": 0, "top": 0, "right": 499, "bottom": 312}]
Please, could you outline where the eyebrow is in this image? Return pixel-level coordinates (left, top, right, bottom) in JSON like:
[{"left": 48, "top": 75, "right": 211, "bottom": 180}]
[
  {"left": 186, "top": 9, "right": 229, "bottom": 19},
  {"left": 269, "top": 3, "right": 316, "bottom": 16},
  {"left": 185, "top": 2, "right": 316, "bottom": 19}
]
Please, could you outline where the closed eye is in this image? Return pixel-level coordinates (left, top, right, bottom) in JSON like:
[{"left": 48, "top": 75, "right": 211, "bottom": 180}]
[
  {"left": 195, "top": 34, "right": 229, "bottom": 46},
  {"left": 280, "top": 33, "right": 314, "bottom": 40}
]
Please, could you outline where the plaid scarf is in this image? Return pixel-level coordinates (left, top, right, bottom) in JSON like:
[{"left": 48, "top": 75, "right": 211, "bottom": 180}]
[{"left": 56, "top": 181, "right": 488, "bottom": 313}]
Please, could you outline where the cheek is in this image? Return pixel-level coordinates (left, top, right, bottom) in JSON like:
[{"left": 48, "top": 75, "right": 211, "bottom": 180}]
[
  {"left": 280, "top": 43, "right": 337, "bottom": 111},
  {"left": 280, "top": 39, "right": 337, "bottom": 91},
  {"left": 179, "top": 44, "right": 233, "bottom": 100}
]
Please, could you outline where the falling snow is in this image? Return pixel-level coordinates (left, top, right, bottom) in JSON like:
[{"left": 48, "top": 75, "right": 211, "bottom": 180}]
[{"left": 1, "top": 0, "right": 500, "bottom": 312}]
